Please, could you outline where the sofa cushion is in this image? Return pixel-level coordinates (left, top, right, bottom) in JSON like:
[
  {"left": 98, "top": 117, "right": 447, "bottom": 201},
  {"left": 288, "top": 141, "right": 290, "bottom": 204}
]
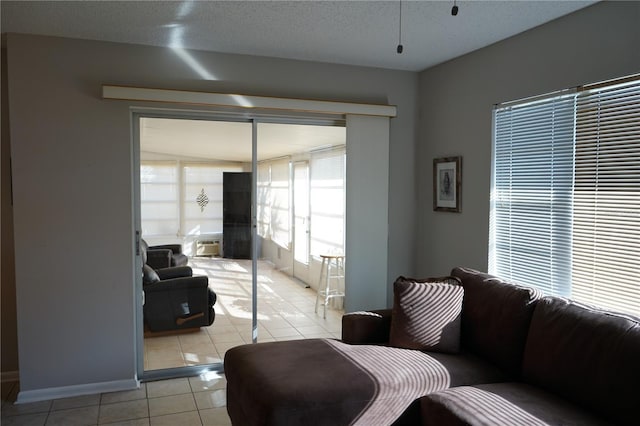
[
  {"left": 424, "top": 351, "right": 512, "bottom": 387},
  {"left": 522, "top": 297, "right": 640, "bottom": 426},
  {"left": 389, "top": 276, "right": 463, "bottom": 353},
  {"left": 421, "top": 383, "right": 612, "bottom": 426},
  {"left": 225, "top": 339, "right": 377, "bottom": 426},
  {"left": 451, "top": 267, "right": 541, "bottom": 376}
]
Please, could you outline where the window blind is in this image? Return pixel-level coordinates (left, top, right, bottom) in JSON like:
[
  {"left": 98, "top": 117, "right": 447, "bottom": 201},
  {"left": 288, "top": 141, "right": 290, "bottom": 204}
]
[
  {"left": 182, "top": 163, "right": 243, "bottom": 235},
  {"left": 255, "top": 158, "right": 291, "bottom": 249},
  {"left": 270, "top": 158, "right": 291, "bottom": 249},
  {"left": 310, "top": 147, "right": 346, "bottom": 256},
  {"left": 140, "top": 161, "right": 179, "bottom": 236},
  {"left": 490, "top": 95, "right": 575, "bottom": 296},
  {"left": 141, "top": 161, "right": 243, "bottom": 238},
  {"left": 571, "top": 78, "right": 640, "bottom": 315},
  {"left": 490, "top": 75, "right": 640, "bottom": 316}
]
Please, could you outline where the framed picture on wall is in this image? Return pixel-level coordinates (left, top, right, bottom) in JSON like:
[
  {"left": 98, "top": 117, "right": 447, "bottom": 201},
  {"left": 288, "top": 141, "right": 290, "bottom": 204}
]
[{"left": 433, "top": 156, "right": 461, "bottom": 212}]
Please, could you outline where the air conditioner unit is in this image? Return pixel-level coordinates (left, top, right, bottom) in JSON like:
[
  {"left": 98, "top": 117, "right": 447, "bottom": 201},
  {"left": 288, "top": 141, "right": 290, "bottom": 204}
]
[{"left": 196, "top": 240, "right": 220, "bottom": 257}]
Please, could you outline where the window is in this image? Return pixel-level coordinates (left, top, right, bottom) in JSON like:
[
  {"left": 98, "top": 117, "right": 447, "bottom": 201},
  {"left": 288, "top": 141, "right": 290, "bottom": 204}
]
[
  {"left": 182, "top": 163, "right": 243, "bottom": 235},
  {"left": 140, "top": 162, "right": 179, "bottom": 236},
  {"left": 490, "top": 75, "right": 640, "bottom": 316},
  {"left": 270, "top": 158, "right": 291, "bottom": 249},
  {"left": 256, "top": 148, "right": 346, "bottom": 256},
  {"left": 256, "top": 158, "right": 291, "bottom": 249},
  {"left": 310, "top": 147, "right": 346, "bottom": 256},
  {"left": 140, "top": 161, "right": 242, "bottom": 237}
]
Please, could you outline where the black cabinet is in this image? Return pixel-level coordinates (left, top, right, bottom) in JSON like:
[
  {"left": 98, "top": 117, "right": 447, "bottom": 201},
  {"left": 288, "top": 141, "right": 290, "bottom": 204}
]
[{"left": 223, "top": 172, "right": 252, "bottom": 259}]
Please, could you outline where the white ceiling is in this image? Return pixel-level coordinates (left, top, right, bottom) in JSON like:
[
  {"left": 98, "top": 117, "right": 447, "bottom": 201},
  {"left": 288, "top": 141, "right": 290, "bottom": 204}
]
[
  {"left": 140, "top": 118, "right": 346, "bottom": 162},
  {"left": 1, "top": 0, "right": 597, "bottom": 72}
]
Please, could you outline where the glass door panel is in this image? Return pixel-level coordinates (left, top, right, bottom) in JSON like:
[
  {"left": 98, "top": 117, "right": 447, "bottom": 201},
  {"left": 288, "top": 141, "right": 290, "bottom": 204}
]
[
  {"left": 254, "top": 122, "right": 346, "bottom": 345},
  {"left": 138, "top": 116, "right": 253, "bottom": 375}
]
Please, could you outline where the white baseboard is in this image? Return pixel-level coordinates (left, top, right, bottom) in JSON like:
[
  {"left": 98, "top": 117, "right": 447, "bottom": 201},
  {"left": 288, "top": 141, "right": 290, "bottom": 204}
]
[
  {"left": 16, "top": 378, "right": 140, "bottom": 404},
  {"left": 1, "top": 370, "right": 19, "bottom": 383}
]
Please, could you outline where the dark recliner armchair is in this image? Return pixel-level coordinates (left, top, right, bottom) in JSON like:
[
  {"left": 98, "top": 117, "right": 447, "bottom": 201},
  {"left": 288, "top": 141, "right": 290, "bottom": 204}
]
[
  {"left": 141, "top": 242, "right": 216, "bottom": 333},
  {"left": 142, "top": 239, "right": 189, "bottom": 269}
]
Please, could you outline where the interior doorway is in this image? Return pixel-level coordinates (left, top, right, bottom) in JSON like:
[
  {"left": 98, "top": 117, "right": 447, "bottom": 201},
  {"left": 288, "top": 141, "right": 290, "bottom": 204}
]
[{"left": 134, "top": 112, "right": 346, "bottom": 378}]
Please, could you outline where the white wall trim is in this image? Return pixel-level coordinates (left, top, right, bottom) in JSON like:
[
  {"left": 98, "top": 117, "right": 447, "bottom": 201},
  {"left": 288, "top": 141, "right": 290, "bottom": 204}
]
[
  {"left": 102, "top": 85, "right": 397, "bottom": 118},
  {"left": 16, "top": 378, "right": 140, "bottom": 404},
  {"left": 1, "top": 371, "right": 19, "bottom": 383}
]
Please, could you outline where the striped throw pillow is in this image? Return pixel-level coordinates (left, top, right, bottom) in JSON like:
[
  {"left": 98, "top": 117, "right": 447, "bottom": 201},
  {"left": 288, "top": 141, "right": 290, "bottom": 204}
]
[{"left": 389, "top": 276, "right": 464, "bottom": 353}]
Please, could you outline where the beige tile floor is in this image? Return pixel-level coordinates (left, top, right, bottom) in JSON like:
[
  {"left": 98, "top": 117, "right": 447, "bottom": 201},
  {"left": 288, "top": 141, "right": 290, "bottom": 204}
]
[
  {"left": 1, "top": 374, "right": 230, "bottom": 426},
  {"left": 145, "top": 257, "right": 344, "bottom": 371}
]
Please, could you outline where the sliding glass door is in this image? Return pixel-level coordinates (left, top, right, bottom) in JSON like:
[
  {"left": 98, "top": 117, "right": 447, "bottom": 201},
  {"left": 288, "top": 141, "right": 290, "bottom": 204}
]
[{"left": 135, "top": 113, "right": 346, "bottom": 379}]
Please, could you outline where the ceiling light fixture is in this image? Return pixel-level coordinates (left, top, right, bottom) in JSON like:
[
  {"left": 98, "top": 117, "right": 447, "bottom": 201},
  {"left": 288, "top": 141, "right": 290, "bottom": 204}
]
[
  {"left": 451, "top": 0, "right": 459, "bottom": 16},
  {"left": 397, "top": 0, "right": 403, "bottom": 54}
]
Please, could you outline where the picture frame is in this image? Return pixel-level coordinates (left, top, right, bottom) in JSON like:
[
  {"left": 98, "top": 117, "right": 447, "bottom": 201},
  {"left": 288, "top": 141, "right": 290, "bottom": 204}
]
[{"left": 433, "top": 156, "right": 461, "bottom": 212}]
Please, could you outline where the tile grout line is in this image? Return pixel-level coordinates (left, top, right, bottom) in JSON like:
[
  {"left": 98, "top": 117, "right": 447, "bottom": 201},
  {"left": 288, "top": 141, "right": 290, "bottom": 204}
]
[{"left": 146, "top": 384, "right": 151, "bottom": 425}]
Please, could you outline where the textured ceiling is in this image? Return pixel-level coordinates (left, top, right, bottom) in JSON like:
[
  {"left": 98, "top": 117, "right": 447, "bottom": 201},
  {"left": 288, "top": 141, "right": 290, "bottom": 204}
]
[{"left": 1, "top": 0, "right": 597, "bottom": 72}]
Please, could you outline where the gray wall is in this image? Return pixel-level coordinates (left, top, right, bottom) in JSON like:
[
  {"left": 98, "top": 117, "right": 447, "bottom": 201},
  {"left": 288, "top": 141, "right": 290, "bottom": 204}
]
[
  {"left": 1, "top": 46, "right": 19, "bottom": 377},
  {"left": 4, "top": 34, "right": 418, "bottom": 391},
  {"left": 416, "top": 1, "right": 640, "bottom": 276}
]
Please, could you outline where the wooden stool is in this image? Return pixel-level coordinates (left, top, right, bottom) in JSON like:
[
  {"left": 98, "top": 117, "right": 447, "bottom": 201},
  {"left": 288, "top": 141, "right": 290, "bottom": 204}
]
[{"left": 315, "top": 254, "right": 345, "bottom": 319}]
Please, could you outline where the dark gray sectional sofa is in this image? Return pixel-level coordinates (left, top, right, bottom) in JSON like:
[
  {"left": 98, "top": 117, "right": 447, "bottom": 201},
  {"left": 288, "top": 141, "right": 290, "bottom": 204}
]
[{"left": 224, "top": 267, "right": 640, "bottom": 425}]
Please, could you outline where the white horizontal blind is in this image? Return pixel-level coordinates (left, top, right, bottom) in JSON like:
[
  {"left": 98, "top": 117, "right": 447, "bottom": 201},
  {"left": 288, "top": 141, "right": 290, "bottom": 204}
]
[
  {"left": 572, "top": 79, "right": 640, "bottom": 315},
  {"left": 310, "top": 147, "right": 346, "bottom": 256},
  {"left": 140, "top": 161, "right": 179, "bottom": 236},
  {"left": 255, "top": 159, "right": 291, "bottom": 249},
  {"left": 490, "top": 96, "right": 575, "bottom": 296},
  {"left": 183, "top": 163, "right": 243, "bottom": 235},
  {"left": 491, "top": 75, "right": 640, "bottom": 317},
  {"left": 141, "top": 161, "right": 245, "bottom": 238},
  {"left": 270, "top": 158, "right": 291, "bottom": 249}
]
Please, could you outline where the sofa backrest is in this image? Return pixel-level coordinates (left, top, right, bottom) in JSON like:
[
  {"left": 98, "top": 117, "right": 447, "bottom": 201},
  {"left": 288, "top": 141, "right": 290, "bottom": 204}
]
[
  {"left": 522, "top": 296, "right": 640, "bottom": 426},
  {"left": 451, "top": 267, "right": 541, "bottom": 377}
]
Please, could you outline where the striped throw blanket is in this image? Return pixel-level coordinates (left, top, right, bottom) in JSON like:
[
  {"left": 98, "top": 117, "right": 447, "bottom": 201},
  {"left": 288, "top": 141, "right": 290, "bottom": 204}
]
[{"left": 325, "top": 339, "right": 451, "bottom": 425}]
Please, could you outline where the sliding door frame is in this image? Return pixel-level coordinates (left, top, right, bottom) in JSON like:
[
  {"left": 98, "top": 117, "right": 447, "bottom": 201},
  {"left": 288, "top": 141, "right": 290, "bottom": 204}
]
[
  {"left": 132, "top": 110, "right": 253, "bottom": 381},
  {"left": 132, "top": 108, "right": 345, "bottom": 381}
]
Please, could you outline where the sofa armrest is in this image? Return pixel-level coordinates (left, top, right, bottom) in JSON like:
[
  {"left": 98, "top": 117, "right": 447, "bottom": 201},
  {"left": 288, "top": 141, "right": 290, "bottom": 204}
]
[
  {"left": 146, "top": 248, "right": 172, "bottom": 270},
  {"left": 156, "top": 266, "right": 193, "bottom": 280},
  {"left": 143, "top": 275, "right": 208, "bottom": 293},
  {"left": 342, "top": 309, "right": 392, "bottom": 344},
  {"left": 150, "top": 244, "right": 183, "bottom": 254}
]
